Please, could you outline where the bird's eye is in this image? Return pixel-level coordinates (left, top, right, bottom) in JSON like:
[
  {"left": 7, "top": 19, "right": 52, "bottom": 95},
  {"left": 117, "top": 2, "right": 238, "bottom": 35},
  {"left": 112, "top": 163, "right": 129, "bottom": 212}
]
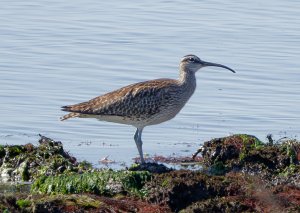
[{"left": 190, "top": 58, "right": 195, "bottom": 62}]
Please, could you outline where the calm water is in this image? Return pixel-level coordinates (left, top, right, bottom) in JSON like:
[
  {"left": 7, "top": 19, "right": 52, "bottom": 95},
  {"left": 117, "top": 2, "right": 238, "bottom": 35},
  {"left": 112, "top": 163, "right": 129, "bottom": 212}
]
[{"left": 1, "top": 0, "right": 300, "bottom": 167}]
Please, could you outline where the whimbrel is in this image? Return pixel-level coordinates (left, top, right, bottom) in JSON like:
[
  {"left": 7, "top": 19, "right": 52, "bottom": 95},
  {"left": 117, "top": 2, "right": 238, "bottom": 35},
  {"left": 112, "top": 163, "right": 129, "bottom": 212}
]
[{"left": 61, "top": 55, "right": 235, "bottom": 163}]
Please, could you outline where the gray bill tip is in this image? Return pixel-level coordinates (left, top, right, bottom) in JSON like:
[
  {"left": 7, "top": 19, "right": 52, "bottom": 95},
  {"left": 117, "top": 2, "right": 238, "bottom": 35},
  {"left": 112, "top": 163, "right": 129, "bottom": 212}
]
[{"left": 202, "top": 61, "right": 236, "bottom": 73}]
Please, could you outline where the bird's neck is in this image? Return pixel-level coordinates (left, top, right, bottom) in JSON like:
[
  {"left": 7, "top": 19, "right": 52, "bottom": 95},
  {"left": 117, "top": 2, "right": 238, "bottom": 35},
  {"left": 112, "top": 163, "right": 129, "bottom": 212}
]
[{"left": 178, "top": 68, "right": 197, "bottom": 93}]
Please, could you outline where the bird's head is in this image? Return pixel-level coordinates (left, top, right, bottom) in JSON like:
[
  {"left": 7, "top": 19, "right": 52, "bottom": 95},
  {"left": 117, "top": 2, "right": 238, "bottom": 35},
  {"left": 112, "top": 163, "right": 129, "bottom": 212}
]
[{"left": 180, "top": 54, "right": 235, "bottom": 73}]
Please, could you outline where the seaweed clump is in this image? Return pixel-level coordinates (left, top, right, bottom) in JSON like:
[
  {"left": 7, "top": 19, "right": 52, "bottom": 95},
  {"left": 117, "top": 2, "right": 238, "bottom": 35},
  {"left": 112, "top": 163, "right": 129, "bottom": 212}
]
[
  {"left": 31, "top": 170, "right": 151, "bottom": 197},
  {"left": 0, "top": 135, "right": 91, "bottom": 183},
  {"left": 195, "top": 134, "right": 300, "bottom": 179}
]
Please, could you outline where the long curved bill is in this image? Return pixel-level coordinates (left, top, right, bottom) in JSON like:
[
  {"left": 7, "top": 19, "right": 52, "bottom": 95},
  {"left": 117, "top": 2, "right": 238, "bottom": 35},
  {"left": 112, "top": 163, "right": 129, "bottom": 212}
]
[{"left": 202, "top": 61, "right": 236, "bottom": 73}]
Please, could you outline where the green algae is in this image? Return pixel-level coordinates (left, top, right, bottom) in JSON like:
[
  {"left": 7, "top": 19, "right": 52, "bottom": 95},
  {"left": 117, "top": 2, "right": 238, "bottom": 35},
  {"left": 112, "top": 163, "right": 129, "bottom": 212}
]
[
  {"left": 161, "top": 176, "right": 172, "bottom": 188},
  {"left": 77, "top": 160, "right": 93, "bottom": 170},
  {"left": 6, "top": 145, "right": 25, "bottom": 157},
  {"left": 236, "top": 134, "right": 264, "bottom": 161},
  {"left": 0, "top": 183, "right": 31, "bottom": 194},
  {"left": 34, "top": 194, "right": 102, "bottom": 210},
  {"left": 31, "top": 170, "right": 151, "bottom": 197},
  {"left": 279, "top": 164, "right": 300, "bottom": 177},
  {"left": 16, "top": 199, "right": 31, "bottom": 209},
  {"left": 209, "top": 161, "right": 226, "bottom": 175},
  {"left": 0, "top": 145, "right": 5, "bottom": 158},
  {"left": 237, "top": 134, "right": 263, "bottom": 148},
  {"left": 279, "top": 139, "right": 298, "bottom": 164}
]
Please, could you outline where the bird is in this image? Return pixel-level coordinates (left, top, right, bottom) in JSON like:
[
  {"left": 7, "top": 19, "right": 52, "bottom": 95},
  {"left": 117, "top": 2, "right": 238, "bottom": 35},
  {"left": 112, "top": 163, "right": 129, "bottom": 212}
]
[{"left": 61, "top": 54, "right": 235, "bottom": 164}]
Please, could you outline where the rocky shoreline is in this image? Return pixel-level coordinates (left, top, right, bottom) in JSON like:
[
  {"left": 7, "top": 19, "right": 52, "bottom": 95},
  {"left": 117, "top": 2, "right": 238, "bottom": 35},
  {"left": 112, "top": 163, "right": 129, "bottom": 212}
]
[{"left": 0, "top": 134, "right": 299, "bottom": 212}]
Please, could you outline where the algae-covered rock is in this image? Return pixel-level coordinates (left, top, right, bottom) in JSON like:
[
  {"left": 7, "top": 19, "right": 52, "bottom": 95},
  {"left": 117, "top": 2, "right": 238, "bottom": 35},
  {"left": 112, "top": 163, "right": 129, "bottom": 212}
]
[
  {"left": 32, "top": 194, "right": 102, "bottom": 213},
  {"left": 144, "top": 169, "right": 300, "bottom": 212},
  {"left": 129, "top": 162, "right": 172, "bottom": 174},
  {"left": 31, "top": 170, "right": 151, "bottom": 197},
  {"left": 0, "top": 135, "right": 90, "bottom": 183},
  {"left": 199, "top": 134, "right": 263, "bottom": 168},
  {"left": 144, "top": 170, "right": 231, "bottom": 211},
  {"left": 195, "top": 134, "right": 300, "bottom": 178},
  {"left": 0, "top": 193, "right": 168, "bottom": 213},
  {"left": 180, "top": 197, "right": 254, "bottom": 213}
]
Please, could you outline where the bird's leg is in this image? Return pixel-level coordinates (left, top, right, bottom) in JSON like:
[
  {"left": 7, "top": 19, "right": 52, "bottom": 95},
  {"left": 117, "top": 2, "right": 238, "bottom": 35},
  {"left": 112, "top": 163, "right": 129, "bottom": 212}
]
[
  {"left": 134, "top": 129, "right": 139, "bottom": 142},
  {"left": 134, "top": 128, "right": 145, "bottom": 164}
]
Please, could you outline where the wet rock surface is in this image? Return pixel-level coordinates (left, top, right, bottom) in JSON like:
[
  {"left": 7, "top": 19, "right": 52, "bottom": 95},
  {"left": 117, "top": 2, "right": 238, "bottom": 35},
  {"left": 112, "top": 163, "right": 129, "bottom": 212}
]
[
  {"left": 0, "top": 134, "right": 300, "bottom": 212},
  {"left": 0, "top": 135, "right": 91, "bottom": 183},
  {"left": 196, "top": 134, "right": 300, "bottom": 185},
  {"left": 129, "top": 162, "right": 173, "bottom": 174}
]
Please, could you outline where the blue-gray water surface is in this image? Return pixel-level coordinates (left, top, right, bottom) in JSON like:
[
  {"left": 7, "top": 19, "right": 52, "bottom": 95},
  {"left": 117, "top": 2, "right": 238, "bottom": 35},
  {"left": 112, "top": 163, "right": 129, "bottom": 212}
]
[{"left": 1, "top": 0, "right": 299, "bottom": 167}]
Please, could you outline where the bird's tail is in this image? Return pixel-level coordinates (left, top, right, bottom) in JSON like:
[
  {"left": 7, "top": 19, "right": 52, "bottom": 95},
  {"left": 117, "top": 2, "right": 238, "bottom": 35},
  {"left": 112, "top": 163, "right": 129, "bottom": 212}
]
[{"left": 60, "top": 112, "right": 81, "bottom": 121}]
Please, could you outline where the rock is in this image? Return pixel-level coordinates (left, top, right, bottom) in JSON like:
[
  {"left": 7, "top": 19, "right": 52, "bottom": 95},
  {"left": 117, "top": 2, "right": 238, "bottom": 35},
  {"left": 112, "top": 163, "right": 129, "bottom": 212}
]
[
  {"left": 0, "top": 167, "right": 14, "bottom": 182},
  {"left": 129, "top": 162, "right": 172, "bottom": 174},
  {"left": 144, "top": 170, "right": 229, "bottom": 211},
  {"left": 0, "top": 135, "right": 88, "bottom": 183},
  {"left": 31, "top": 170, "right": 151, "bottom": 197}
]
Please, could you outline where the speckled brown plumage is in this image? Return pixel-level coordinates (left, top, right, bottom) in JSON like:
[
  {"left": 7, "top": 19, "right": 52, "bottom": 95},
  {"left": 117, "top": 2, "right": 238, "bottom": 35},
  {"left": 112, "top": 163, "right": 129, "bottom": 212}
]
[
  {"left": 61, "top": 78, "right": 194, "bottom": 127},
  {"left": 62, "top": 79, "right": 175, "bottom": 116}
]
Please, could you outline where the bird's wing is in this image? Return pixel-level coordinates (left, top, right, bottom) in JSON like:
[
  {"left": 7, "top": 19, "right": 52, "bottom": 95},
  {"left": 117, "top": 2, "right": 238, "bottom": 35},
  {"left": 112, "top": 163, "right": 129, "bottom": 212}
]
[{"left": 61, "top": 78, "right": 177, "bottom": 120}]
